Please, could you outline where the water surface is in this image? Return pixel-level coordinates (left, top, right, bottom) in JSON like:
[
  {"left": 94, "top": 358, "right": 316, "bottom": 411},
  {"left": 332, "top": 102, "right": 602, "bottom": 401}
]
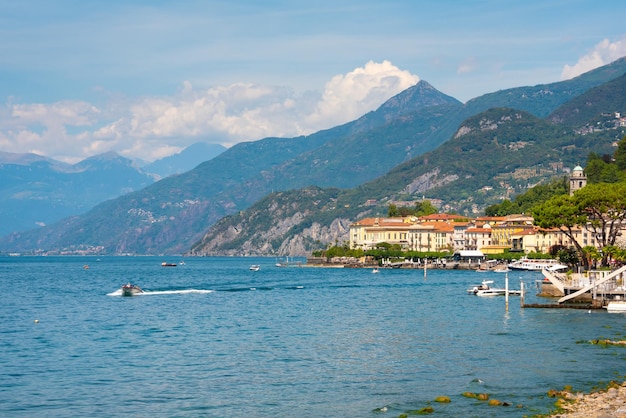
[{"left": 1, "top": 256, "right": 624, "bottom": 417}]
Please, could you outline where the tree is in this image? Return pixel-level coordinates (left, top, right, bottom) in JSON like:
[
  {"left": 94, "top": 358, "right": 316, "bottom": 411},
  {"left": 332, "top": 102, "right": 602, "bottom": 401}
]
[
  {"left": 533, "top": 182, "right": 626, "bottom": 268},
  {"left": 414, "top": 200, "right": 438, "bottom": 217},
  {"left": 582, "top": 246, "right": 601, "bottom": 269},
  {"left": 388, "top": 203, "right": 399, "bottom": 217},
  {"left": 532, "top": 194, "right": 590, "bottom": 269},
  {"left": 574, "top": 182, "right": 626, "bottom": 265},
  {"left": 555, "top": 246, "right": 579, "bottom": 268},
  {"left": 585, "top": 156, "right": 625, "bottom": 183},
  {"left": 485, "top": 199, "right": 514, "bottom": 216}
]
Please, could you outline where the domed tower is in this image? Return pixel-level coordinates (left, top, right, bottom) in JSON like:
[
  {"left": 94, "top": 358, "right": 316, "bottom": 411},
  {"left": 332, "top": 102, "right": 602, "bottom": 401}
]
[{"left": 569, "top": 165, "right": 587, "bottom": 196}]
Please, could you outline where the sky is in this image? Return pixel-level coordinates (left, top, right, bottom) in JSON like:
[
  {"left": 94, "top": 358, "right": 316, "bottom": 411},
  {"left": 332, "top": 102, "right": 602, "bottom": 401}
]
[{"left": 1, "top": 0, "right": 626, "bottom": 164}]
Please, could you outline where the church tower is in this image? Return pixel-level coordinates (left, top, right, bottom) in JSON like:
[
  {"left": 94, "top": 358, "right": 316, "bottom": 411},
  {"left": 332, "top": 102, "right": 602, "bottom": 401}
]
[{"left": 569, "top": 165, "right": 587, "bottom": 196}]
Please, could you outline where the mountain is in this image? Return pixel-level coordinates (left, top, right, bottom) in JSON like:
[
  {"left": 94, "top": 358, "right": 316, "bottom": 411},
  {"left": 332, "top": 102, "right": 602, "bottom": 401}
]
[
  {"left": 143, "top": 142, "right": 227, "bottom": 178},
  {"left": 0, "top": 151, "right": 155, "bottom": 236},
  {"left": 3, "top": 57, "right": 626, "bottom": 255},
  {"left": 463, "top": 57, "right": 626, "bottom": 118},
  {"left": 189, "top": 77, "right": 626, "bottom": 256},
  {"left": 0, "top": 81, "right": 463, "bottom": 254},
  {"left": 547, "top": 72, "right": 626, "bottom": 128}
]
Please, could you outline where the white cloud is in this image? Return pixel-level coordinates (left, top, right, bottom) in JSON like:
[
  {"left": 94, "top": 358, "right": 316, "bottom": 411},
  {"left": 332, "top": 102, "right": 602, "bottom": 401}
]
[
  {"left": 456, "top": 57, "right": 477, "bottom": 75},
  {"left": 0, "top": 61, "right": 420, "bottom": 163},
  {"left": 305, "top": 60, "right": 420, "bottom": 128},
  {"left": 561, "top": 36, "right": 626, "bottom": 80}
]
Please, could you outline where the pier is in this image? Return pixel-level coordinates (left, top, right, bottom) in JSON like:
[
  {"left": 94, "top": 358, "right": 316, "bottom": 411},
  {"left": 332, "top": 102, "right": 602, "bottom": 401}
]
[{"left": 523, "top": 303, "right": 602, "bottom": 309}]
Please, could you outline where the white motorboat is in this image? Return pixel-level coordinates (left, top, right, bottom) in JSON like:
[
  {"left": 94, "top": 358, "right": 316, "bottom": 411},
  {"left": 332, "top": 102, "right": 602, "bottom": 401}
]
[
  {"left": 249, "top": 265, "right": 260, "bottom": 271},
  {"left": 121, "top": 283, "right": 144, "bottom": 296},
  {"left": 606, "top": 301, "right": 626, "bottom": 312},
  {"left": 467, "top": 280, "right": 522, "bottom": 297},
  {"left": 508, "top": 258, "right": 567, "bottom": 271}
]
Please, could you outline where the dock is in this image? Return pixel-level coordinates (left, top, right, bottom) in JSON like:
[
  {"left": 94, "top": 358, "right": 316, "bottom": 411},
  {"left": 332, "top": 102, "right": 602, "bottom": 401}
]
[{"left": 523, "top": 303, "right": 601, "bottom": 310}]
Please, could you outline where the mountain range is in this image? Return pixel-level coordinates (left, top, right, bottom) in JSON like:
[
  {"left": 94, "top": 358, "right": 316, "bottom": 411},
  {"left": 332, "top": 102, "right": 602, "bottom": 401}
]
[
  {"left": 0, "top": 151, "right": 154, "bottom": 236},
  {"left": 2, "top": 57, "right": 626, "bottom": 255},
  {"left": 0, "top": 142, "right": 226, "bottom": 237}
]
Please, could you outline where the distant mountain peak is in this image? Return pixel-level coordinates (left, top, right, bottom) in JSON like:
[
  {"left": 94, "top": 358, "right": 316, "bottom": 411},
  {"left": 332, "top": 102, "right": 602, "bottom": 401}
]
[
  {"left": 0, "top": 151, "right": 55, "bottom": 166},
  {"left": 144, "top": 142, "right": 227, "bottom": 178},
  {"left": 377, "top": 80, "right": 462, "bottom": 115},
  {"left": 82, "top": 151, "right": 123, "bottom": 162}
]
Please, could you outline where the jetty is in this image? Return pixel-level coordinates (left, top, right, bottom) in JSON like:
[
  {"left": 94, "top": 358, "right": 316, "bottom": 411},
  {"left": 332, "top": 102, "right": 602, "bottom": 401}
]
[{"left": 536, "top": 264, "right": 626, "bottom": 309}]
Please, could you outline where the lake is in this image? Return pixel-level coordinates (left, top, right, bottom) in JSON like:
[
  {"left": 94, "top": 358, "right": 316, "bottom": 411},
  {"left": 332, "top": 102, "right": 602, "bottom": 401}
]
[{"left": 1, "top": 256, "right": 624, "bottom": 417}]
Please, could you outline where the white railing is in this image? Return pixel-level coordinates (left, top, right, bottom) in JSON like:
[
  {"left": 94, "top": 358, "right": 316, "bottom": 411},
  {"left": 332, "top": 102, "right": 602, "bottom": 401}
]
[{"left": 558, "top": 265, "right": 626, "bottom": 303}]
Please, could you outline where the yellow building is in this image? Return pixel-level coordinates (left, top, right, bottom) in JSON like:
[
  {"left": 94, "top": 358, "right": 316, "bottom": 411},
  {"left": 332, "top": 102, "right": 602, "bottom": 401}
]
[{"left": 350, "top": 217, "right": 414, "bottom": 250}]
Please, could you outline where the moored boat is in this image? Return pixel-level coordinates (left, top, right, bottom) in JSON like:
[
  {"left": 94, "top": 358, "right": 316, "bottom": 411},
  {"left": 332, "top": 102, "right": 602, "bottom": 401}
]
[
  {"left": 121, "top": 283, "right": 143, "bottom": 296},
  {"left": 606, "top": 301, "right": 626, "bottom": 312},
  {"left": 508, "top": 258, "right": 567, "bottom": 271},
  {"left": 467, "top": 280, "right": 522, "bottom": 296}
]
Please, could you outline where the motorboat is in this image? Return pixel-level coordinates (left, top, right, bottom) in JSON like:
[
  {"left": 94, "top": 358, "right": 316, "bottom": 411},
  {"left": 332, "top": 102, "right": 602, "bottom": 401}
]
[
  {"left": 467, "top": 280, "right": 492, "bottom": 294},
  {"left": 372, "top": 268, "right": 379, "bottom": 274},
  {"left": 467, "top": 280, "right": 522, "bottom": 297},
  {"left": 121, "top": 283, "right": 144, "bottom": 296},
  {"left": 161, "top": 262, "right": 177, "bottom": 267},
  {"left": 249, "top": 265, "right": 260, "bottom": 271},
  {"left": 508, "top": 258, "right": 567, "bottom": 271},
  {"left": 606, "top": 301, "right": 626, "bottom": 312}
]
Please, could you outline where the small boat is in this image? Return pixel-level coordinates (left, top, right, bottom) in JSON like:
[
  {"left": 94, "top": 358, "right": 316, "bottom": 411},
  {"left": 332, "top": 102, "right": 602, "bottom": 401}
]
[
  {"left": 249, "top": 265, "right": 260, "bottom": 271},
  {"left": 467, "top": 280, "right": 521, "bottom": 296},
  {"left": 372, "top": 268, "right": 379, "bottom": 274},
  {"left": 121, "top": 283, "right": 144, "bottom": 296},
  {"left": 161, "top": 262, "right": 177, "bottom": 267}
]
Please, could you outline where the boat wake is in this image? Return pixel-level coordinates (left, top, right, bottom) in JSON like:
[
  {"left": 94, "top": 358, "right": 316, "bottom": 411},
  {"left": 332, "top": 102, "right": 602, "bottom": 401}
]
[{"left": 107, "top": 289, "right": 214, "bottom": 297}]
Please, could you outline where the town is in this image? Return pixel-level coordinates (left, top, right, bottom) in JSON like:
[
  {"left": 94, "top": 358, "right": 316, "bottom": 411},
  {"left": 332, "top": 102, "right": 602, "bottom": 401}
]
[{"left": 348, "top": 166, "right": 602, "bottom": 258}]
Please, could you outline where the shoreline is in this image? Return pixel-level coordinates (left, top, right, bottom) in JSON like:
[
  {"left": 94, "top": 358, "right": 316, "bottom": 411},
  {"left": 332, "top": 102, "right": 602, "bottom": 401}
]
[{"left": 548, "top": 381, "right": 626, "bottom": 417}]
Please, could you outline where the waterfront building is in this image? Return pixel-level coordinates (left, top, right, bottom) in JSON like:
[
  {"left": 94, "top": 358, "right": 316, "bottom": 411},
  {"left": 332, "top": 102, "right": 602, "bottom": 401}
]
[
  {"left": 349, "top": 217, "right": 414, "bottom": 250},
  {"left": 465, "top": 224, "right": 492, "bottom": 251},
  {"left": 490, "top": 214, "right": 535, "bottom": 248},
  {"left": 407, "top": 221, "right": 454, "bottom": 252}
]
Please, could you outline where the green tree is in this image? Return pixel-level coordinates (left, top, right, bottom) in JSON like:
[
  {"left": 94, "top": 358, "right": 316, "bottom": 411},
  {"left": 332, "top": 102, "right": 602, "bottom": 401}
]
[
  {"left": 555, "top": 246, "right": 579, "bottom": 268},
  {"left": 414, "top": 200, "right": 438, "bottom": 216},
  {"left": 485, "top": 199, "right": 514, "bottom": 216},
  {"left": 534, "top": 182, "right": 626, "bottom": 268},
  {"left": 575, "top": 182, "right": 626, "bottom": 265},
  {"left": 582, "top": 246, "right": 601, "bottom": 269},
  {"left": 388, "top": 204, "right": 399, "bottom": 217},
  {"left": 532, "top": 194, "right": 589, "bottom": 269},
  {"left": 585, "top": 156, "right": 625, "bottom": 183}
]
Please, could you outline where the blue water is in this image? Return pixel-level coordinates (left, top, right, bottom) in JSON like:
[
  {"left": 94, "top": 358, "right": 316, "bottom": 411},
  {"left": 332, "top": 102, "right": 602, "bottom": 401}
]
[{"left": 1, "top": 256, "right": 625, "bottom": 417}]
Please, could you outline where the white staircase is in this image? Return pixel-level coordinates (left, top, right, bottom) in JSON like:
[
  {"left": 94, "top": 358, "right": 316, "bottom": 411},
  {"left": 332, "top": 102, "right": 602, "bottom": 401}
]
[{"left": 541, "top": 268, "right": 566, "bottom": 294}]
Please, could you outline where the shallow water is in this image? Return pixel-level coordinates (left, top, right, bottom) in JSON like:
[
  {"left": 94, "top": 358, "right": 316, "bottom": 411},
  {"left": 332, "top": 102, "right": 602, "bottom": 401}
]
[{"left": 1, "top": 256, "right": 625, "bottom": 417}]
